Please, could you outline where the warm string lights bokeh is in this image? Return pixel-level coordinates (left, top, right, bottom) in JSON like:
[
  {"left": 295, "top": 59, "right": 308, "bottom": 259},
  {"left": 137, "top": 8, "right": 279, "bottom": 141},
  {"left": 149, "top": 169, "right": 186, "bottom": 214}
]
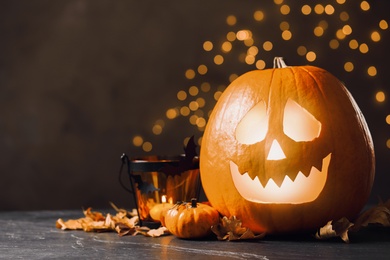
[{"left": 132, "top": 0, "right": 389, "bottom": 153}]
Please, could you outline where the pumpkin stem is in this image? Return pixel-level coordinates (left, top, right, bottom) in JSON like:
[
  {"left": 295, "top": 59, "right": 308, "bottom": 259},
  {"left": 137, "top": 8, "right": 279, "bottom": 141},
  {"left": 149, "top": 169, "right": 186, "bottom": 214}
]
[
  {"left": 191, "top": 198, "right": 197, "bottom": 208},
  {"left": 273, "top": 57, "right": 287, "bottom": 68}
]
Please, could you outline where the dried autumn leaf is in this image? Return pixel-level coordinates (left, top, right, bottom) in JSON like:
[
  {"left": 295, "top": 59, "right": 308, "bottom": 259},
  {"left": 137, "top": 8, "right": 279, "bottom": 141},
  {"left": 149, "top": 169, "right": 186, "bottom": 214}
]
[
  {"left": 132, "top": 226, "right": 169, "bottom": 237},
  {"left": 109, "top": 202, "right": 138, "bottom": 217},
  {"left": 146, "top": 226, "right": 169, "bottom": 237},
  {"left": 82, "top": 220, "right": 108, "bottom": 232},
  {"left": 115, "top": 222, "right": 136, "bottom": 236},
  {"left": 113, "top": 214, "right": 138, "bottom": 236},
  {"left": 315, "top": 200, "right": 390, "bottom": 243},
  {"left": 315, "top": 218, "right": 353, "bottom": 243},
  {"left": 211, "top": 216, "right": 265, "bottom": 241},
  {"left": 55, "top": 205, "right": 168, "bottom": 238},
  {"left": 56, "top": 218, "right": 83, "bottom": 230},
  {"left": 315, "top": 221, "right": 335, "bottom": 240},
  {"left": 113, "top": 214, "right": 138, "bottom": 228},
  {"left": 352, "top": 204, "right": 390, "bottom": 231},
  {"left": 105, "top": 213, "right": 116, "bottom": 230},
  {"left": 83, "top": 207, "right": 105, "bottom": 221},
  {"left": 133, "top": 226, "right": 151, "bottom": 236},
  {"left": 333, "top": 217, "right": 354, "bottom": 242}
]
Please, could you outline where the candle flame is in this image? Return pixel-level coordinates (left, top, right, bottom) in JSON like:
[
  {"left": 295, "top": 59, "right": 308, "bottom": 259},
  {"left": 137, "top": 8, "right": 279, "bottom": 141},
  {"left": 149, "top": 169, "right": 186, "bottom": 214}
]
[{"left": 161, "top": 195, "right": 167, "bottom": 203}]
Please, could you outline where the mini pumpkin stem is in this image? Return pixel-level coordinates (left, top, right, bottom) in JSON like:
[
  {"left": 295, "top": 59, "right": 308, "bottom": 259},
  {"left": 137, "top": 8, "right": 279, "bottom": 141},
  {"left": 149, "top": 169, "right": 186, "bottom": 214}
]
[
  {"left": 191, "top": 198, "right": 197, "bottom": 208},
  {"left": 273, "top": 57, "right": 287, "bottom": 68}
]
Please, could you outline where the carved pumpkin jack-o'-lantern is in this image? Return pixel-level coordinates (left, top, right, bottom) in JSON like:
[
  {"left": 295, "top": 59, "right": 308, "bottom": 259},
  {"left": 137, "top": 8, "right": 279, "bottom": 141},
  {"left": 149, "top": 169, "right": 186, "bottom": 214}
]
[{"left": 200, "top": 57, "right": 375, "bottom": 234}]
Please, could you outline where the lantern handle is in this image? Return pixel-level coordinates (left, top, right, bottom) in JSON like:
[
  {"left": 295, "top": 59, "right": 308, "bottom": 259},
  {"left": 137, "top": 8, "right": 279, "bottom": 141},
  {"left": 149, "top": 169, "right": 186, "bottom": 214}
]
[
  {"left": 118, "top": 153, "right": 134, "bottom": 194},
  {"left": 118, "top": 153, "right": 143, "bottom": 226},
  {"left": 273, "top": 57, "right": 288, "bottom": 68}
]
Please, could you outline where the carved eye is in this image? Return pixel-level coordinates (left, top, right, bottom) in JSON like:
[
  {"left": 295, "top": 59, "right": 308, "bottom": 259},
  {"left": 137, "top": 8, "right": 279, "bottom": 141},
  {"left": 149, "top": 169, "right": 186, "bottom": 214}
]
[
  {"left": 235, "top": 101, "right": 268, "bottom": 144},
  {"left": 283, "top": 99, "right": 322, "bottom": 141}
]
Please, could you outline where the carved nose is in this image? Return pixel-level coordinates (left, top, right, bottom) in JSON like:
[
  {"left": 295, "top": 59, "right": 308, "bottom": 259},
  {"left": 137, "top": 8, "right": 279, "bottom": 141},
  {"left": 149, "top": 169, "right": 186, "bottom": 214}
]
[{"left": 267, "top": 139, "right": 286, "bottom": 160}]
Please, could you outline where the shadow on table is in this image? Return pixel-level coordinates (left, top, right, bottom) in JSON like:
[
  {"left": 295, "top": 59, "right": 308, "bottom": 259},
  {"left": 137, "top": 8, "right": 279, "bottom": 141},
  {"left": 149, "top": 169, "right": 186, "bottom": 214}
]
[{"left": 263, "top": 226, "right": 390, "bottom": 244}]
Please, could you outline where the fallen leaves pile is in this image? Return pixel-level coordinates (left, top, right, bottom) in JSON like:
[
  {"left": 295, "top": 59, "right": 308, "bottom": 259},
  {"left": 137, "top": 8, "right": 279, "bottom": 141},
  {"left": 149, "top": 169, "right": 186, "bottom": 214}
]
[
  {"left": 55, "top": 203, "right": 168, "bottom": 237},
  {"left": 315, "top": 199, "right": 390, "bottom": 243},
  {"left": 211, "top": 216, "right": 265, "bottom": 241},
  {"left": 56, "top": 199, "right": 390, "bottom": 242}
]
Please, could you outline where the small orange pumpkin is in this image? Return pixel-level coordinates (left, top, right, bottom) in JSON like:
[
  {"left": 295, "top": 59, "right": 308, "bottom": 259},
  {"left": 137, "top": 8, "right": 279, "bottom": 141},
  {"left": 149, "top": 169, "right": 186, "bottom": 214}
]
[
  {"left": 200, "top": 57, "right": 375, "bottom": 234},
  {"left": 164, "top": 199, "right": 220, "bottom": 239}
]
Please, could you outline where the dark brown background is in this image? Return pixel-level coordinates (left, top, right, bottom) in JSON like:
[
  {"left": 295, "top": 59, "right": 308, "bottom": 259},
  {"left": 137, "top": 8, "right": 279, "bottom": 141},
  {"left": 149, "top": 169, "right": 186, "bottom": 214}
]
[{"left": 1, "top": 0, "right": 389, "bottom": 211}]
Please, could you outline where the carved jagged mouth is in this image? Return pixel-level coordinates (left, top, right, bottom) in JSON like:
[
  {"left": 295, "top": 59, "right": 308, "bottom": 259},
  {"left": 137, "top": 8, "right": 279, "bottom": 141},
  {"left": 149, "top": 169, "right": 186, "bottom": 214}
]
[{"left": 230, "top": 153, "right": 331, "bottom": 204}]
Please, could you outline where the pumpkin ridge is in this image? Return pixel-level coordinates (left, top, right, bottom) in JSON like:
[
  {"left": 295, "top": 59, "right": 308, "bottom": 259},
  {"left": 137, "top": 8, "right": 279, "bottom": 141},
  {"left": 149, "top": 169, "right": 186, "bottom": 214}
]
[
  {"left": 289, "top": 66, "right": 308, "bottom": 179},
  {"left": 338, "top": 80, "right": 375, "bottom": 156},
  {"left": 291, "top": 66, "right": 333, "bottom": 176},
  {"left": 262, "top": 69, "right": 277, "bottom": 182},
  {"left": 297, "top": 66, "right": 336, "bottom": 157},
  {"left": 207, "top": 84, "right": 238, "bottom": 213}
]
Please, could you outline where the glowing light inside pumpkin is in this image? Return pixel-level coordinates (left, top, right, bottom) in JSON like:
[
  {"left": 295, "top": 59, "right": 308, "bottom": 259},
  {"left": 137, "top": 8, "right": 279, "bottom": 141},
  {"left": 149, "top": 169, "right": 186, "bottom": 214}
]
[
  {"left": 230, "top": 153, "right": 331, "bottom": 204},
  {"left": 283, "top": 99, "right": 322, "bottom": 141},
  {"left": 235, "top": 101, "right": 268, "bottom": 144},
  {"left": 236, "top": 99, "right": 321, "bottom": 145},
  {"left": 267, "top": 140, "right": 286, "bottom": 160}
]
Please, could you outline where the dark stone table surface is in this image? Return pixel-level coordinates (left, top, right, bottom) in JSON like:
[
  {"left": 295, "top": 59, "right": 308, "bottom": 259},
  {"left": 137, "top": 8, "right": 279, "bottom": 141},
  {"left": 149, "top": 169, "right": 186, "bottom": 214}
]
[{"left": 1, "top": 210, "right": 390, "bottom": 259}]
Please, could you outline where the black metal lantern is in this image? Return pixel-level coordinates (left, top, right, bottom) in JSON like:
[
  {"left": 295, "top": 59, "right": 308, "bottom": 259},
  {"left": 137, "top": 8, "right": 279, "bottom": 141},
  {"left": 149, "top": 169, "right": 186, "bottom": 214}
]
[{"left": 119, "top": 138, "right": 200, "bottom": 227}]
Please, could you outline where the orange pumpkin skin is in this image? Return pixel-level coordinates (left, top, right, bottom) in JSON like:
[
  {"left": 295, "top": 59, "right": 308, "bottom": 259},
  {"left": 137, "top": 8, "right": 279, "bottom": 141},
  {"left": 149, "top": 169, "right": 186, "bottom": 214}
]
[
  {"left": 200, "top": 61, "right": 375, "bottom": 234},
  {"left": 164, "top": 200, "right": 220, "bottom": 239}
]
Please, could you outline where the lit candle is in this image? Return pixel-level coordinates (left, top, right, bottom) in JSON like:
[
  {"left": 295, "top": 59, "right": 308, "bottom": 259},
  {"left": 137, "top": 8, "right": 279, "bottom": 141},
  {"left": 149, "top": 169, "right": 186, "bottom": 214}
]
[{"left": 149, "top": 195, "right": 173, "bottom": 222}]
